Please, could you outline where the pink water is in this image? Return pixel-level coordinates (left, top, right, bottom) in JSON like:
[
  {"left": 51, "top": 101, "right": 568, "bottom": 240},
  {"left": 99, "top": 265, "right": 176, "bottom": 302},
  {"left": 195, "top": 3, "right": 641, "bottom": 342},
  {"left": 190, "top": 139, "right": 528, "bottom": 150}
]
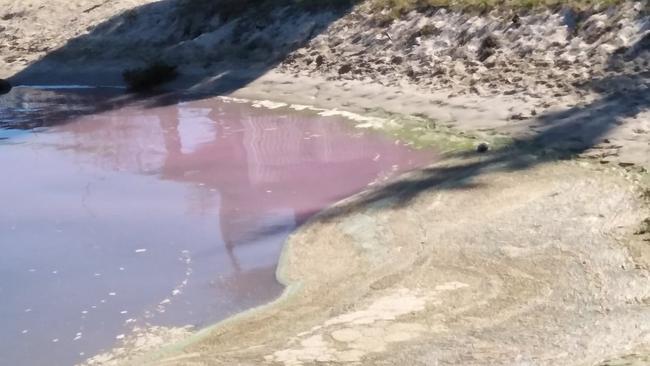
[{"left": 0, "top": 88, "right": 435, "bottom": 365}]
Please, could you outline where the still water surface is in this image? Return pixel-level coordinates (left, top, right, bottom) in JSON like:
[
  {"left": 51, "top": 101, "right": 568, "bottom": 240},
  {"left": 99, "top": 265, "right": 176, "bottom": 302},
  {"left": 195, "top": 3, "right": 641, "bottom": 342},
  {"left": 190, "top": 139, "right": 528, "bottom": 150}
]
[{"left": 0, "top": 88, "right": 434, "bottom": 365}]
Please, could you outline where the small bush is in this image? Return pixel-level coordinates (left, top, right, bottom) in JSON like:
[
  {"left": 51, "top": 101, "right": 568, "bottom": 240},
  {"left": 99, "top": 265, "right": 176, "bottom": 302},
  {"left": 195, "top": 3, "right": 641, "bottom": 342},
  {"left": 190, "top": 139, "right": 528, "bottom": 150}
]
[{"left": 122, "top": 62, "right": 178, "bottom": 92}]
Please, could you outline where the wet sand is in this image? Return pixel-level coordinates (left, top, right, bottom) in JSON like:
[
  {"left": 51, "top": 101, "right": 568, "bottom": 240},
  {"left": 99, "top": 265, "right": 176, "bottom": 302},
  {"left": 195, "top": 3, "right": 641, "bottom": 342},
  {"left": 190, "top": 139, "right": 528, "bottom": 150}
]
[
  {"left": 112, "top": 155, "right": 650, "bottom": 366},
  {"left": 0, "top": 87, "right": 435, "bottom": 366}
]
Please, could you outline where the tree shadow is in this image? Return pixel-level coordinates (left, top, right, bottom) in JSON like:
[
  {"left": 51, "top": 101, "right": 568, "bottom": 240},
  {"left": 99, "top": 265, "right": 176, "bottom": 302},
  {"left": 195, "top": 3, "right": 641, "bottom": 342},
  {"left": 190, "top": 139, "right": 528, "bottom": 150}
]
[{"left": 2, "top": 0, "right": 358, "bottom": 128}]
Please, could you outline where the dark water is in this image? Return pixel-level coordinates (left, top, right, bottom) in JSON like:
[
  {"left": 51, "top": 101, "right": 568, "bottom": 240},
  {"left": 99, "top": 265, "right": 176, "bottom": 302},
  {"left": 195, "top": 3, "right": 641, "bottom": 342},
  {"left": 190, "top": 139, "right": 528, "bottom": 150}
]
[{"left": 0, "top": 87, "right": 435, "bottom": 366}]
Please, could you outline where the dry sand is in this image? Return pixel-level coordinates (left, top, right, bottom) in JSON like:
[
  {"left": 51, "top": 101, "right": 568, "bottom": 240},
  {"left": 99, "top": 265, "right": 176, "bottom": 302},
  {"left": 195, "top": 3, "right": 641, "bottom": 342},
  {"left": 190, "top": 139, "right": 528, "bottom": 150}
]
[{"left": 1, "top": 0, "right": 649, "bottom": 365}]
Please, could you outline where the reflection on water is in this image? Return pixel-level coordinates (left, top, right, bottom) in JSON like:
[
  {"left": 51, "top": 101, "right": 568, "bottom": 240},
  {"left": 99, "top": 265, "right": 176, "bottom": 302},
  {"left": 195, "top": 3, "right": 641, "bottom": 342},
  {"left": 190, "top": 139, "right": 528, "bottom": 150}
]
[{"left": 0, "top": 88, "right": 435, "bottom": 366}]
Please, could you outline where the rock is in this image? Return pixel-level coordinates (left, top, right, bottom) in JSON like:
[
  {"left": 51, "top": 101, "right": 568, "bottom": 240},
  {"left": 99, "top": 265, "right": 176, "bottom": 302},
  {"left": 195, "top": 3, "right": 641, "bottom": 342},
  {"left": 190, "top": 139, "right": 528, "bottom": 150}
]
[
  {"left": 315, "top": 54, "right": 324, "bottom": 67},
  {"left": 561, "top": 8, "right": 579, "bottom": 34},
  {"left": 470, "top": 85, "right": 486, "bottom": 96},
  {"left": 0, "top": 79, "right": 11, "bottom": 95},
  {"left": 391, "top": 55, "right": 403, "bottom": 65},
  {"left": 483, "top": 55, "right": 496, "bottom": 68},
  {"left": 624, "top": 33, "right": 650, "bottom": 61},
  {"left": 511, "top": 14, "right": 521, "bottom": 28},
  {"left": 452, "top": 61, "right": 467, "bottom": 76},
  {"left": 476, "top": 142, "right": 490, "bottom": 153},
  {"left": 478, "top": 35, "right": 500, "bottom": 62},
  {"left": 508, "top": 112, "right": 526, "bottom": 120},
  {"left": 407, "top": 24, "right": 440, "bottom": 45},
  {"left": 338, "top": 64, "right": 352, "bottom": 75}
]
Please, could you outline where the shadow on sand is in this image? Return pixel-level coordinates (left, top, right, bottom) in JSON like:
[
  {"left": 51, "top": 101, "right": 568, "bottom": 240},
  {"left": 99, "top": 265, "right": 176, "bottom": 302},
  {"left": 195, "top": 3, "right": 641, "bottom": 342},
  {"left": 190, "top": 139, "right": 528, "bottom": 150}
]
[
  {"left": 318, "top": 67, "right": 649, "bottom": 217},
  {"left": 3, "top": 0, "right": 358, "bottom": 128}
]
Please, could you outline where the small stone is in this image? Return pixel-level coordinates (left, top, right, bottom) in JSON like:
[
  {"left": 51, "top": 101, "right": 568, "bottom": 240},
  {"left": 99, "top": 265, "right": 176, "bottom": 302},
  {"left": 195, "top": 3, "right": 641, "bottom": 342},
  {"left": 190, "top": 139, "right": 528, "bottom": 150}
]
[
  {"left": 476, "top": 142, "right": 490, "bottom": 153},
  {"left": 478, "top": 35, "right": 500, "bottom": 62},
  {"left": 470, "top": 85, "right": 486, "bottom": 96},
  {"left": 338, "top": 64, "right": 352, "bottom": 75},
  {"left": 509, "top": 113, "right": 526, "bottom": 120},
  {"left": 315, "top": 55, "right": 324, "bottom": 67},
  {"left": 452, "top": 61, "right": 466, "bottom": 76}
]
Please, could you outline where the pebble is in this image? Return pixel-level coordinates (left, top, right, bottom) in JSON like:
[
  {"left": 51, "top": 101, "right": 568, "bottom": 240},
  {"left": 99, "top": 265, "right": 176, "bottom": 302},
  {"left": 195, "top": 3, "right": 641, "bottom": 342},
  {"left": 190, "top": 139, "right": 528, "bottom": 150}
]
[{"left": 476, "top": 142, "right": 490, "bottom": 153}]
